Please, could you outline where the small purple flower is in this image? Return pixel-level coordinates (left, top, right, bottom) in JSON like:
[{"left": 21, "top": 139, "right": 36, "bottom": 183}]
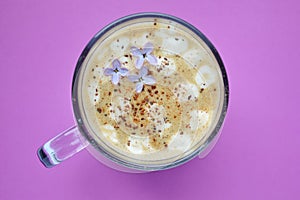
[
  {"left": 128, "top": 66, "right": 156, "bottom": 93},
  {"left": 104, "top": 59, "right": 129, "bottom": 85},
  {"left": 130, "top": 42, "right": 158, "bottom": 69}
]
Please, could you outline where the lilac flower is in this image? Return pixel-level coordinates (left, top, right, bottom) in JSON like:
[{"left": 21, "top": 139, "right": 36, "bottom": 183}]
[
  {"left": 128, "top": 66, "right": 156, "bottom": 93},
  {"left": 104, "top": 59, "right": 129, "bottom": 85},
  {"left": 130, "top": 42, "right": 158, "bottom": 69}
]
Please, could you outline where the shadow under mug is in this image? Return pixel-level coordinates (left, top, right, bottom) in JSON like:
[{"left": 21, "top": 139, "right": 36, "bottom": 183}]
[{"left": 37, "top": 12, "right": 229, "bottom": 173}]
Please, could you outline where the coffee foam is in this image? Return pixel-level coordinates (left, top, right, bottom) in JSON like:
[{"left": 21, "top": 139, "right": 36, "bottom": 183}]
[
  {"left": 79, "top": 19, "right": 223, "bottom": 163},
  {"left": 195, "top": 65, "right": 218, "bottom": 88}
]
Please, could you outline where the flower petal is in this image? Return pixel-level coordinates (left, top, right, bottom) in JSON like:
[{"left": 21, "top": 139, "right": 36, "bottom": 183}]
[
  {"left": 143, "top": 42, "right": 154, "bottom": 54},
  {"left": 104, "top": 68, "right": 114, "bottom": 76},
  {"left": 111, "top": 73, "right": 120, "bottom": 85},
  {"left": 128, "top": 75, "right": 140, "bottom": 82},
  {"left": 118, "top": 68, "right": 129, "bottom": 76},
  {"left": 135, "top": 57, "right": 144, "bottom": 69},
  {"left": 131, "top": 47, "right": 142, "bottom": 57},
  {"left": 112, "top": 59, "right": 121, "bottom": 70},
  {"left": 139, "top": 66, "right": 148, "bottom": 77},
  {"left": 146, "top": 54, "right": 158, "bottom": 65},
  {"left": 136, "top": 82, "right": 144, "bottom": 93},
  {"left": 143, "top": 75, "right": 156, "bottom": 85}
]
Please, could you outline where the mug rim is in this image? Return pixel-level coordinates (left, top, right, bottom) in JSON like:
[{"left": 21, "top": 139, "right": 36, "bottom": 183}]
[{"left": 72, "top": 12, "right": 229, "bottom": 171}]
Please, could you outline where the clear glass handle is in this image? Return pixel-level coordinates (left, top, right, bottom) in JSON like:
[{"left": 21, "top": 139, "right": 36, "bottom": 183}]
[{"left": 37, "top": 126, "right": 89, "bottom": 168}]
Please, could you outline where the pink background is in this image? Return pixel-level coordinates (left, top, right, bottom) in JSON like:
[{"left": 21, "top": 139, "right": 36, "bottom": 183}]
[{"left": 1, "top": 0, "right": 299, "bottom": 199}]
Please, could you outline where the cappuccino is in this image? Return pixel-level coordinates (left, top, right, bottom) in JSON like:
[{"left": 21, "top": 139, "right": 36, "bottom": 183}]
[{"left": 77, "top": 17, "right": 225, "bottom": 166}]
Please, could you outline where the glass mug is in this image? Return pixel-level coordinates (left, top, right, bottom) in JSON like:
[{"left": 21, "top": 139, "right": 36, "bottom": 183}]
[{"left": 37, "top": 12, "right": 229, "bottom": 173}]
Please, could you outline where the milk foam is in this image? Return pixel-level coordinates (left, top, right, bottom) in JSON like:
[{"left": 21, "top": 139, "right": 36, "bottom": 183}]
[{"left": 80, "top": 19, "right": 223, "bottom": 162}]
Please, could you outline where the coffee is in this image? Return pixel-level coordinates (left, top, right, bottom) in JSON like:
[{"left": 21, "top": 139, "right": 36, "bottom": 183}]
[{"left": 78, "top": 17, "right": 224, "bottom": 165}]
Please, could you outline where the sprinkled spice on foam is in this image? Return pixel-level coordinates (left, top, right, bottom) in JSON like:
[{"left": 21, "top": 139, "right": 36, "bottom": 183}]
[{"left": 87, "top": 22, "right": 221, "bottom": 155}]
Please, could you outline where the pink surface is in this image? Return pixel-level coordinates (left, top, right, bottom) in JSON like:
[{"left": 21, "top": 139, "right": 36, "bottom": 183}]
[{"left": 1, "top": 0, "right": 299, "bottom": 199}]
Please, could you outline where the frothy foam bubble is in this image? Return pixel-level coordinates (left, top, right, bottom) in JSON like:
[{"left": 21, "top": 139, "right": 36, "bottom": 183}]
[
  {"left": 109, "top": 37, "right": 130, "bottom": 52},
  {"left": 156, "top": 56, "right": 176, "bottom": 76},
  {"left": 102, "top": 124, "right": 119, "bottom": 143},
  {"left": 169, "top": 133, "right": 192, "bottom": 151},
  {"left": 195, "top": 65, "right": 217, "bottom": 88},
  {"left": 183, "top": 49, "right": 205, "bottom": 67},
  {"left": 190, "top": 110, "right": 209, "bottom": 131},
  {"left": 162, "top": 36, "right": 188, "bottom": 53},
  {"left": 173, "top": 83, "right": 199, "bottom": 102},
  {"left": 126, "top": 136, "right": 151, "bottom": 154}
]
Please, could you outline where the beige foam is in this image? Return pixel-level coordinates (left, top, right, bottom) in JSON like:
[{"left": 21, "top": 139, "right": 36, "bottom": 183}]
[{"left": 79, "top": 19, "right": 224, "bottom": 163}]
